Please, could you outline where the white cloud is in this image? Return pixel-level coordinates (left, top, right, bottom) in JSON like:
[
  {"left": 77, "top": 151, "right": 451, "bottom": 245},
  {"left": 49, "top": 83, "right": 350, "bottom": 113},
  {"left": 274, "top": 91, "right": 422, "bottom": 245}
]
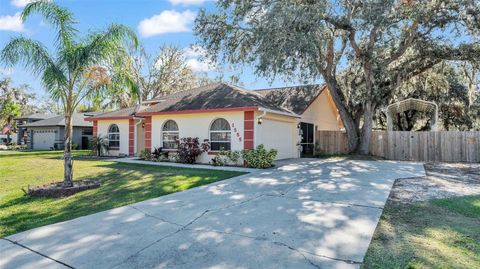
[
  {"left": 183, "top": 45, "right": 215, "bottom": 72},
  {"left": 10, "top": 0, "right": 35, "bottom": 8},
  {"left": 186, "top": 58, "right": 215, "bottom": 72},
  {"left": 169, "top": 0, "right": 209, "bottom": 5},
  {"left": 0, "top": 12, "right": 24, "bottom": 32},
  {"left": 138, "top": 10, "right": 196, "bottom": 37},
  {"left": 183, "top": 45, "right": 207, "bottom": 58}
]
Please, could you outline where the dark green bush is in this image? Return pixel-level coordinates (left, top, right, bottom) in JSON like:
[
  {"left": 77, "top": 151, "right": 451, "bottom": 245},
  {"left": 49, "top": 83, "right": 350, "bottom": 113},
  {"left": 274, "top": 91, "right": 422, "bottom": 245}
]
[{"left": 242, "top": 144, "right": 277, "bottom": 168}]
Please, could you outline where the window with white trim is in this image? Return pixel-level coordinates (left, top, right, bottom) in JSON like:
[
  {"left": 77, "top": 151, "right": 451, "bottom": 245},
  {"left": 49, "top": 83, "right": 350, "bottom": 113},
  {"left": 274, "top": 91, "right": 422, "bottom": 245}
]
[
  {"left": 108, "top": 124, "right": 120, "bottom": 150},
  {"left": 162, "top": 120, "right": 179, "bottom": 149},
  {"left": 209, "top": 118, "right": 231, "bottom": 151}
]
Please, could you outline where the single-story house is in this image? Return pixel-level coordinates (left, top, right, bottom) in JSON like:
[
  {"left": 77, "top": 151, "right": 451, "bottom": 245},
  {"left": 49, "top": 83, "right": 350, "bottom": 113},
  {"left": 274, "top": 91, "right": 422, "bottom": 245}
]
[
  {"left": 86, "top": 83, "right": 343, "bottom": 162},
  {"left": 14, "top": 113, "right": 58, "bottom": 144},
  {"left": 23, "top": 113, "right": 93, "bottom": 150}
]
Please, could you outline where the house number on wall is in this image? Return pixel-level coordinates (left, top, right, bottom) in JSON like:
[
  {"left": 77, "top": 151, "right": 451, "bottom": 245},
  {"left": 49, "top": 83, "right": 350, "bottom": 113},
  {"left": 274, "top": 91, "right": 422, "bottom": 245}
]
[{"left": 232, "top": 122, "right": 242, "bottom": 142}]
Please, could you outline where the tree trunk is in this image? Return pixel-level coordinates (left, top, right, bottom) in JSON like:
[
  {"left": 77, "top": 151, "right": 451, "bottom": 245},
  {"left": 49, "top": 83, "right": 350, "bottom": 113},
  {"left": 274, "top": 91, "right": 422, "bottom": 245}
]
[
  {"left": 6, "top": 116, "right": 12, "bottom": 145},
  {"left": 63, "top": 113, "right": 74, "bottom": 187},
  {"left": 359, "top": 101, "right": 374, "bottom": 155},
  {"left": 325, "top": 78, "right": 359, "bottom": 152}
]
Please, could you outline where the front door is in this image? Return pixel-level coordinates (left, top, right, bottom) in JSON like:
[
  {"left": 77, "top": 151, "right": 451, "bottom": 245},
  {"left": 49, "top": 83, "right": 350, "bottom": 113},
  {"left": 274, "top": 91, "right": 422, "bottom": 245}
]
[
  {"left": 136, "top": 121, "right": 145, "bottom": 156},
  {"left": 81, "top": 136, "right": 89, "bottom": 149},
  {"left": 300, "top": 122, "right": 314, "bottom": 157}
]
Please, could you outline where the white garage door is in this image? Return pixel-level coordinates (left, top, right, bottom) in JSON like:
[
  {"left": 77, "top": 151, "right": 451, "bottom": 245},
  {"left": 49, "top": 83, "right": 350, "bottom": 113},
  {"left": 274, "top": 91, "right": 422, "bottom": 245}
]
[
  {"left": 259, "top": 120, "right": 297, "bottom": 160},
  {"left": 33, "top": 130, "right": 56, "bottom": 150}
]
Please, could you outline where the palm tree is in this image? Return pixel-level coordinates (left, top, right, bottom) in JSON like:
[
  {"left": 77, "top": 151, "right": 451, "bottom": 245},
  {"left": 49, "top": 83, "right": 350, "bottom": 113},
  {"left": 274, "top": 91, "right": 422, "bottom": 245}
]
[{"left": 1, "top": 1, "right": 138, "bottom": 187}]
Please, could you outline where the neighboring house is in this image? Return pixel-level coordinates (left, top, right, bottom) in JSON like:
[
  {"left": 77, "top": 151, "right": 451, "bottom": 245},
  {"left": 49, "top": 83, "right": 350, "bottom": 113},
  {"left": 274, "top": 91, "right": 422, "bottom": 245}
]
[
  {"left": 1, "top": 125, "right": 17, "bottom": 144},
  {"left": 86, "top": 83, "right": 343, "bottom": 162},
  {"left": 22, "top": 113, "right": 93, "bottom": 150},
  {"left": 14, "top": 114, "right": 58, "bottom": 145}
]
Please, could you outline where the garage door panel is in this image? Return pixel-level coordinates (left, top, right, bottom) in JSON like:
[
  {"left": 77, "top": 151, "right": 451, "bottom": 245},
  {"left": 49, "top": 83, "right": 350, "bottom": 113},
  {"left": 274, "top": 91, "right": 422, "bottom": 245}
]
[
  {"left": 260, "top": 120, "right": 296, "bottom": 160},
  {"left": 33, "top": 130, "right": 56, "bottom": 150}
]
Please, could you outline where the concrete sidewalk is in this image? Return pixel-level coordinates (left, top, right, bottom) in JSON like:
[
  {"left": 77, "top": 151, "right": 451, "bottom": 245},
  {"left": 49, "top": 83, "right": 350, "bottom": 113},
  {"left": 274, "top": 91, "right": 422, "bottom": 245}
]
[{"left": 1, "top": 158, "right": 425, "bottom": 269}]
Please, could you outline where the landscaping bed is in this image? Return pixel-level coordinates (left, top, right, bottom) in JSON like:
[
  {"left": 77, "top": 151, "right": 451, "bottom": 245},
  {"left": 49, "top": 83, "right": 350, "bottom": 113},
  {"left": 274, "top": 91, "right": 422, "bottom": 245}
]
[
  {"left": 362, "top": 163, "right": 480, "bottom": 269},
  {"left": 26, "top": 180, "right": 101, "bottom": 198},
  {"left": 140, "top": 140, "right": 278, "bottom": 169}
]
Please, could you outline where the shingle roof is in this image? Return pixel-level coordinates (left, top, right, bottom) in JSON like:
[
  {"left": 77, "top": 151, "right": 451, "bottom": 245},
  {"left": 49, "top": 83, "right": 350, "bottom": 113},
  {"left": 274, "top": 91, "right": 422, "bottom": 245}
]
[
  {"left": 255, "top": 84, "right": 326, "bottom": 115},
  {"left": 140, "top": 83, "right": 294, "bottom": 115},
  {"left": 23, "top": 113, "right": 93, "bottom": 128},
  {"left": 14, "top": 113, "right": 58, "bottom": 121},
  {"left": 87, "top": 105, "right": 144, "bottom": 119},
  {"left": 88, "top": 83, "right": 326, "bottom": 120}
]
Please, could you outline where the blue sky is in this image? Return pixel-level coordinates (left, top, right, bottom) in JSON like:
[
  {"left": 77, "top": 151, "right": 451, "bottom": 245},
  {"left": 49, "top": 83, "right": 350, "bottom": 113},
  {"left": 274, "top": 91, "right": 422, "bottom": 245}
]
[{"left": 0, "top": 0, "right": 309, "bottom": 100}]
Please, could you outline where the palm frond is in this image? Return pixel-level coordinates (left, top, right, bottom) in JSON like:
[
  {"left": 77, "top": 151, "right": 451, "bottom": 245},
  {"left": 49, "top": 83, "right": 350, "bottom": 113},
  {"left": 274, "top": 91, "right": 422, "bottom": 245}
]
[
  {"left": 22, "top": 0, "right": 77, "bottom": 50},
  {"left": 42, "top": 64, "right": 68, "bottom": 102},
  {"left": 73, "top": 24, "right": 138, "bottom": 70},
  {"left": 1, "top": 37, "right": 55, "bottom": 76}
]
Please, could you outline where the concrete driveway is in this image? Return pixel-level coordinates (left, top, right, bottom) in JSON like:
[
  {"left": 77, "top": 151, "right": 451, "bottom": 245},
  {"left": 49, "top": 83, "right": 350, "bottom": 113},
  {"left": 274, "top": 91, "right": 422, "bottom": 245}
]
[{"left": 1, "top": 159, "right": 425, "bottom": 269}]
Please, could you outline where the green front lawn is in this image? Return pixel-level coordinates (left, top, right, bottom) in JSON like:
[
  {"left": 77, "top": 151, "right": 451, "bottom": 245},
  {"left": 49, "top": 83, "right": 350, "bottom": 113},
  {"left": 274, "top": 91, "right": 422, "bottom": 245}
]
[
  {"left": 362, "top": 195, "right": 480, "bottom": 269},
  {"left": 0, "top": 151, "right": 245, "bottom": 237}
]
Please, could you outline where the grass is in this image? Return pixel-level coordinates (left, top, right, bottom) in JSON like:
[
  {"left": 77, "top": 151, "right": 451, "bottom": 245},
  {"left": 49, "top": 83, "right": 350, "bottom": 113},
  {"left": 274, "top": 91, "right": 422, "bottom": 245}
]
[
  {"left": 362, "top": 195, "right": 480, "bottom": 269},
  {"left": 0, "top": 151, "right": 245, "bottom": 237}
]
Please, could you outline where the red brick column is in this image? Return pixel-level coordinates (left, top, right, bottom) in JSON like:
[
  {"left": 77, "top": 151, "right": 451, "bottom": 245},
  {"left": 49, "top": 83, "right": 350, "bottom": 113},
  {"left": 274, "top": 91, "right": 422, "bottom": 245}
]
[
  {"left": 128, "top": 119, "right": 134, "bottom": 156},
  {"left": 244, "top": 111, "right": 254, "bottom": 149},
  {"left": 93, "top": 120, "right": 98, "bottom": 137},
  {"left": 145, "top": 116, "right": 152, "bottom": 151}
]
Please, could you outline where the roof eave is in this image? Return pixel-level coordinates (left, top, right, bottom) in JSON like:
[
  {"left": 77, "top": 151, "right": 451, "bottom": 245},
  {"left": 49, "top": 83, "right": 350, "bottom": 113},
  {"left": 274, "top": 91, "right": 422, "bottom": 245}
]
[
  {"left": 85, "top": 116, "right": 135, "bottom": 121},
  {"left": 258, "top": 107, "right": 301, "bottom": 118}
]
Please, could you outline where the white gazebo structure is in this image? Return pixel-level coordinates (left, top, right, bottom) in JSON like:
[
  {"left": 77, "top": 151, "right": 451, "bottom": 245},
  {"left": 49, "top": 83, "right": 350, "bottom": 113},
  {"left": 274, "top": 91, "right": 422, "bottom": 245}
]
[{"left": 386, "top": 98, "right": 438, "bottom": 131}]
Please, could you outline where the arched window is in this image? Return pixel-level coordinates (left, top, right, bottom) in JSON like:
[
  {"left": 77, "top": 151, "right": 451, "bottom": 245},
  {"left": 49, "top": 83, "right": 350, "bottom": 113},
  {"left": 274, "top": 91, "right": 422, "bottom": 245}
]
[
  {"left": 162, "top": 120, "right": 179, "bottom": 149},
  {"left": 209, "top": 118, "right": 231, "bottom": 151},
  {"left": 108, "top": 124, "right": 120, "bottom": 150}
]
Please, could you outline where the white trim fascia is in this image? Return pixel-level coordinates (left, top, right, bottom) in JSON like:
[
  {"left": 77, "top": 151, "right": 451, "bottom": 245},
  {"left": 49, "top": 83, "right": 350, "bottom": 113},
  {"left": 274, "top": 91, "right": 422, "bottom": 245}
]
[{"left": 258, "top": 107, "right": 301, "bottom": 118}]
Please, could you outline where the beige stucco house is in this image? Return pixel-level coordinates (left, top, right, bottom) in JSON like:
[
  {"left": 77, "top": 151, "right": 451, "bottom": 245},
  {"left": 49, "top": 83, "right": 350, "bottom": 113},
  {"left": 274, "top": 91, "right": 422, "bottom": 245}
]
[{"left": 86, "top": 83, "right": 343, "bottom": 163}]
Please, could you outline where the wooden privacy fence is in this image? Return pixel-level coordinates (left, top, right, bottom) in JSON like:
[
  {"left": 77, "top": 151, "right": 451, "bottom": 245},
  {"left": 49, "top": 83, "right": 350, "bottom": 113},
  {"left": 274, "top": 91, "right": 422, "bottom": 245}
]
[{"left": 316, "top": 130, "right": 480, "bottom": 163}]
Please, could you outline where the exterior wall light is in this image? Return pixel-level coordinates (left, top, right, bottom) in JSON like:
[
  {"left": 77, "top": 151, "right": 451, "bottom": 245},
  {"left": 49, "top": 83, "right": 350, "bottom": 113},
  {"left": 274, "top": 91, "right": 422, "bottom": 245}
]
[
  {"left": 257, "top": 118, "right": 263, "bottom": 125},
  {"left": 141, "top": 122, "right": 145, "bottom": 128}
]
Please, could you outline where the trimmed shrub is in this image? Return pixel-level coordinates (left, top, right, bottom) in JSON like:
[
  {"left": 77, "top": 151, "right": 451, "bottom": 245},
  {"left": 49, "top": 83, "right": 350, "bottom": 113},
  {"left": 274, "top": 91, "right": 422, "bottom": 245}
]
[
  {"left": 139, "top": 149, "right": 152, "bottom": 160},
  {"left": 242, "top": 144, "right": 277, "bottom": 168},
  {"left": 211, "top": 150, "right": 242, "bottom": 166},
  {"left": 168, "top": 151, "right": 180, "bottom": 162}
]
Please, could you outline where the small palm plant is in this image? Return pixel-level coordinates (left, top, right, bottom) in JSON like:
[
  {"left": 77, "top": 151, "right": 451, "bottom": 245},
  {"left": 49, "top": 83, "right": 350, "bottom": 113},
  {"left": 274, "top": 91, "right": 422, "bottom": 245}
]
[
  {"left": 92, "top": 135, "right": 109, "bottom": 157},
  {"left": 1, "top": 1, "right": 138, "bottom": 187}
]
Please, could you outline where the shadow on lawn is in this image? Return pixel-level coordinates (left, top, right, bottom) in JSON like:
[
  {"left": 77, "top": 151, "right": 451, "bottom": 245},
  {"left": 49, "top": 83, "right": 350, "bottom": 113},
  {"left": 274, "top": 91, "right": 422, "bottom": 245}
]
[
  {"left": 0, "top": 162, "right": 242, "bottom": 237},
  {"left": 0, "top": 150, "right": 90, "bottom": 158},
  {"left": 361, "top": 195, "right": 480, "bottom": 269}
]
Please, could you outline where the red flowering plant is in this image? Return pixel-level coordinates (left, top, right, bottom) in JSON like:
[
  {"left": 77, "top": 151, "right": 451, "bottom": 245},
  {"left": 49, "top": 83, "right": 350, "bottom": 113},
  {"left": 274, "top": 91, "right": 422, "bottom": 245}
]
[{"left": 176, "top": 137, "right": 210, "bottom": 164}]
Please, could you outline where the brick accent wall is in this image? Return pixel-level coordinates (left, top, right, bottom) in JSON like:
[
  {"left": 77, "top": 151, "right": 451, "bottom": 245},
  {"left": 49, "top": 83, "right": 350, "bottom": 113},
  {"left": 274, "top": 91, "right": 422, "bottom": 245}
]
[
  {"left": 145, "top": 116, "right": 152, "bottom": 150},
  {"left": 244, "top": 111, "right": 254, "bottom": 149},
  {"left": 128, "top": 119, "right": 134, "bottom": 156},
  {"left": 92, "top": 120, "right": 97, "bottom": 137}
]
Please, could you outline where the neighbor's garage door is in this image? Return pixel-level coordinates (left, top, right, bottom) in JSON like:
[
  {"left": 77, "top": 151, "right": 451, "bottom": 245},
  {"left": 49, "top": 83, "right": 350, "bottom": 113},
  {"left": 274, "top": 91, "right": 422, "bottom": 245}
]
[
  {"left": 260, "top": 120, "right": 296, "bottom": 160},
  {"left": 32, "top": 129, "right": 56, "bottom": 150}
]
